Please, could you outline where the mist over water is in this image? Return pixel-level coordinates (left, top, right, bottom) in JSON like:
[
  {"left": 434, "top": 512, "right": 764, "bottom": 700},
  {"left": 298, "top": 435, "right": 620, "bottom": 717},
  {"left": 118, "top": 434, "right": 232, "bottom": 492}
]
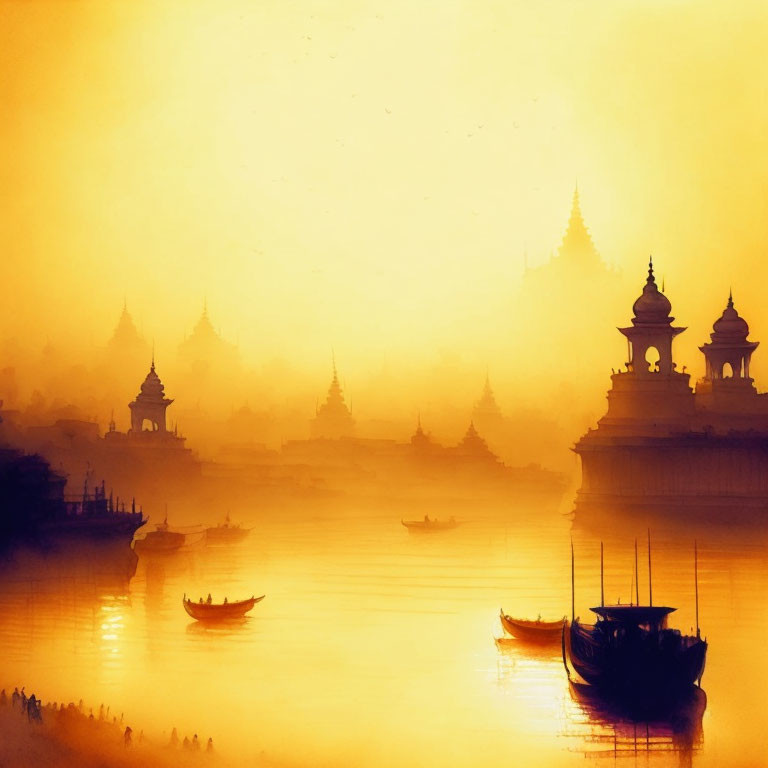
[
  {"left": 3, "top": 1, "right": 768, "bottom": 765},
  {"left": 1, "top": 498, "right": 766, "bottom": 767}
]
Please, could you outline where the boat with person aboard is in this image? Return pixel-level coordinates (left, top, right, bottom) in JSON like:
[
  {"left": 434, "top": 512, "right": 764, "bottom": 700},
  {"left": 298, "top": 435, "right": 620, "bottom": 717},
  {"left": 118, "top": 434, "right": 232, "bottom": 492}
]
[
  {"left": 563, "top": 536, "right": 707, "bottom": 712},
  {"left": 499, "top": 610, "right": 565, "bottom": 642},
  {"left": 183, "top": 594, "right": 265, "bottom": 621},
  {"left": 204, "top": 513, "right": 251, "bottom": 544},
  {"left": 401, "top": 515, "right": 459, "bottom": 533},
  {"left": 133, "top": 515, "right": 185, "bottom": 554}
]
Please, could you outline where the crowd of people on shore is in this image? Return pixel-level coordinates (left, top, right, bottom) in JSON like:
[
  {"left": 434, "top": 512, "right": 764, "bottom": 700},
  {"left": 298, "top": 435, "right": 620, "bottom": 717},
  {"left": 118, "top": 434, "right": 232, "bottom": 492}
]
[
  {"left": 0, "top": 685, "right": 216, "bottom": 758},
  {"left": 1, "top": 686, "right": 43, "bottom": 723}
]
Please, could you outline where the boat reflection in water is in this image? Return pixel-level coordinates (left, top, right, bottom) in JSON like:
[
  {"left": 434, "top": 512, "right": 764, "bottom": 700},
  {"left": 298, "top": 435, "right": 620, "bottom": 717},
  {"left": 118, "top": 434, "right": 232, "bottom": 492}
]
[{"left": 568, "top": 678, "right": 706, "bottom": 763}]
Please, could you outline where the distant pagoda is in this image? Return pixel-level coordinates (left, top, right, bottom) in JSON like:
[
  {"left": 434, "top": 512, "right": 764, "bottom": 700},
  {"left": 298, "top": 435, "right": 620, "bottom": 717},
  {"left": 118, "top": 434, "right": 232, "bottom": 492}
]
[
  {"left": 472, "top": 374, "right": 504, "bottom": 434},
  {"left": 311, "top": 360, "right": 355, "bottom": 439},
  {"left": 453, "top": 422, "right": 500, "bottom": 463},
  {"left": 410, "top": 415, "right": 437, "bottom": 453},
  {"left": 107, "top": 301, "right": 149, "bottom": 357},
  {"left": 555, "top": 186, "right": 602, "bottom": 270},
  {"left": 178, "top": 302, "right": 238, "bottom": 371}
]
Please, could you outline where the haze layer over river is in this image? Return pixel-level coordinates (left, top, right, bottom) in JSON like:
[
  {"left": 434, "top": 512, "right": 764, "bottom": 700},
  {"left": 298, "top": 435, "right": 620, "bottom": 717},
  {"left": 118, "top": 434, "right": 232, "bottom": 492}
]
[{"left": 0, "top": 499, "right": 765, "bottom": 767}]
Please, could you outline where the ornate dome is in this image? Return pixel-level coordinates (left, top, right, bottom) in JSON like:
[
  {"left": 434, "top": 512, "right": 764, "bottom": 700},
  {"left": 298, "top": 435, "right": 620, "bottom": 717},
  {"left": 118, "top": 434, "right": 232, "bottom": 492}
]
[
  {"left": 632, "top": 259, "right": 672, "bottom": 324},
  {"left": 712, "top": 294, "right": 749, "bottom": 339},
  {"left": 137, "top": 362, "right": 167, "bottom": 400}
]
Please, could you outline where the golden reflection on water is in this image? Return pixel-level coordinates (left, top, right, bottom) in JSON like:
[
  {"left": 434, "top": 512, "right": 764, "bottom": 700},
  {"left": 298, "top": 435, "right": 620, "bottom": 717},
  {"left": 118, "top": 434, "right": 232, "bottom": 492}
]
[{"left": 0, "top": 502, "right": 767, "bottom": 767}]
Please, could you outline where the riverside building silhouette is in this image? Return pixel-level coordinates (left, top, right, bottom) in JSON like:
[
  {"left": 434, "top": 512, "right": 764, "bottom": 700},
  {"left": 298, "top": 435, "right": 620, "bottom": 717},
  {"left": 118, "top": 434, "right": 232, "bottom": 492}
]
[{"left": 575, "top": 260, "right": 768, "bottom": 516}]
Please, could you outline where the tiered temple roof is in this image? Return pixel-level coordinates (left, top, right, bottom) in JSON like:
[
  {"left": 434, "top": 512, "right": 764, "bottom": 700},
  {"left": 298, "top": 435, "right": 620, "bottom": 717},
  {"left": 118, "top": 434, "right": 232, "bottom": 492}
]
[{"left": 310, "top": 361, "right": 355, "bottom": 438}]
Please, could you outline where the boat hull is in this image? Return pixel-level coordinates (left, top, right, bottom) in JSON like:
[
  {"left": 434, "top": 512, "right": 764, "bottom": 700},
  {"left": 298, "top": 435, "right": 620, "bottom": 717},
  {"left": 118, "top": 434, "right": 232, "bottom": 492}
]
[
  {"left": 134, "top": 529, "right": 185, "bottom": 553},
  {"left": 183, "top": 595, "right": 264, "bottom": 621},
  {"left": 205, "top": 527, "right": 251, "bottom": 543},
  {"left": 401, "top": 520, "right": 459, "bottom": 533},
  {"left": 566, "top": 619, "right": 708, "bottom": 704},
  {"left": 500, "top": 611, "right": 565, "bottom": 642}
]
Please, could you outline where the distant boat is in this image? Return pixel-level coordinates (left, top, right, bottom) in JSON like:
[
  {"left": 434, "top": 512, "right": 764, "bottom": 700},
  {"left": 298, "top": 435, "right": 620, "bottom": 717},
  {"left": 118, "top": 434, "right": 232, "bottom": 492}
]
[
  {"left": 134, "top": 516, "right": 185, "bottom": 553},
  {"left": 183, "top": 594, "right": 264, "bottom": 621},
  {"left": 401, "top": 516, "right": 459, "bottom": 532},
  {"left": 205, "top": 513, "right": 251, "bottom": 544},
  {"left": 499, "top": 610, "right": 565, "bottom": 642}
]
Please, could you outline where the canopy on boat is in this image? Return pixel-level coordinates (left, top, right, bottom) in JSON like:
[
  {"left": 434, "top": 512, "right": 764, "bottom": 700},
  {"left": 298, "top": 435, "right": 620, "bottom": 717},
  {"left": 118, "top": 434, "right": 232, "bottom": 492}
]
[{"left": 590, "top": 605, "right": 676, "bottom": 625}]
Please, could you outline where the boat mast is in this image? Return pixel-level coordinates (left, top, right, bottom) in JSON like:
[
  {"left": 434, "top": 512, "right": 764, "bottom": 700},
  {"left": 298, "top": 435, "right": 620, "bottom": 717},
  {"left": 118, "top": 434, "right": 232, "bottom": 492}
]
[
  {"left": 600, "top": 541, "right": 604, "bottom": 607},
  {"left": 695, "top": 540, "right": 700, "bottom": 638},
  {"left": 571, "top": 537, "right": 575, "bottom": 623},
  {"left": 634, "top": 537, "right": 640, "bottom": 606},
  {"left": 647, "top": 529, "right": 653, "bottom": 607}
]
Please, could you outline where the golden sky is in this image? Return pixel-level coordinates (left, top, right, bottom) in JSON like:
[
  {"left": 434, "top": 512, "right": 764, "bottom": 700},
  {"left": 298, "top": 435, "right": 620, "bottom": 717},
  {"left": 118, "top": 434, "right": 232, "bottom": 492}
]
[{"left": 2, "top": 0, "right": 768, "bottom": 377}]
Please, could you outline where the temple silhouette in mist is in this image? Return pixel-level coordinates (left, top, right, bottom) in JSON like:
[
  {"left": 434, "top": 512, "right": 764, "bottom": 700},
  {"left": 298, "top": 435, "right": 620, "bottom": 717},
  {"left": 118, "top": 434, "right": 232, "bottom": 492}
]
[
  {"left": 311, "top": 360, "right": 355, "bottom": 439},
  {"left": 575, "top": 259, "right": 768, "bottom": 516}
]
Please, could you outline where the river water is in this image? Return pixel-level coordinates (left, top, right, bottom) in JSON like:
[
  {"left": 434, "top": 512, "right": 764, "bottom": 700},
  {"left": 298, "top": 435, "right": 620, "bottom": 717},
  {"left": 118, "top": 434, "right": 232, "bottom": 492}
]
[{"left": 0, "top": 497, "right": 766, "bottom": 767}]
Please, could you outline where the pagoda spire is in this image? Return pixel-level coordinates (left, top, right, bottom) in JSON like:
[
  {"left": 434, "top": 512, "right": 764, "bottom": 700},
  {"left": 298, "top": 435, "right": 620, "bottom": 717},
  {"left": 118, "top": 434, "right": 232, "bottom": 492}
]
[{"left": 557, "top": 185, "right": 600, "bottom": 266}]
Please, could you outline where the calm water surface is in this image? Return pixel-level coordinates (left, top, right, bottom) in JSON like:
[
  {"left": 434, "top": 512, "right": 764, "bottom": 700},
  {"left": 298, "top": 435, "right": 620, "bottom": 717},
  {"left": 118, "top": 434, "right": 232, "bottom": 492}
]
[{"left": 0, "top": 500, "right": 766, "bottom": 767}]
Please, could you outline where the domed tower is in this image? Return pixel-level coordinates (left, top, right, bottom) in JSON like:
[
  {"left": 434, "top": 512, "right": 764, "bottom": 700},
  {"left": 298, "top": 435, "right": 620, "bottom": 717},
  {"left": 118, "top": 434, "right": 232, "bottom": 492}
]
[
  {"left": 618, "top": 259, "right": 685, "bottom": 376},
  {"left": 128, "top": 360, "right": 174, "bottom": 434},
  {"left": 593, "top": 259, "right": 695, "bottom": 434},
  {"left": 698, "top": 293, "right": 758, "bottom": 388}
]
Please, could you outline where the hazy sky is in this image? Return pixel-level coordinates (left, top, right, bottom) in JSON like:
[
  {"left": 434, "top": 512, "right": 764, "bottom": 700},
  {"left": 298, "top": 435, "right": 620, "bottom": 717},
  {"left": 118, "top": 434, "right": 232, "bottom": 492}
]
[{"left": 3, "top": 0, "right": 768, "bottom": 377}]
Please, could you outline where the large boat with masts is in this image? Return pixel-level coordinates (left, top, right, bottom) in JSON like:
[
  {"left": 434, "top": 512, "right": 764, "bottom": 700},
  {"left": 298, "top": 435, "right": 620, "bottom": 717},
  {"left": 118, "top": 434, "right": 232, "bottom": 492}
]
[{"left": 563, "top": 536, "right": 707, "bottom": 711}]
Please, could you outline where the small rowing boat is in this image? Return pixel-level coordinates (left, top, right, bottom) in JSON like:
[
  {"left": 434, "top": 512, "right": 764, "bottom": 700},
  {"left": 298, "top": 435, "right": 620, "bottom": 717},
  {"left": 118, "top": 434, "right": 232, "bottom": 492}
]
[
  {"left": 204, "top": 513, "right": 251, "bottom": 544},
  {"left": 499, "top": 610, "right": 565, "bottom": 642},
  {"left": 401, "top": 516, "right": 459, "bottom": 532},
  {"left": 183, "top": 594, "right": 264, "bottom": 621},
  {"left": 134, "top": 516, "right": 185, "bottom": 553}
]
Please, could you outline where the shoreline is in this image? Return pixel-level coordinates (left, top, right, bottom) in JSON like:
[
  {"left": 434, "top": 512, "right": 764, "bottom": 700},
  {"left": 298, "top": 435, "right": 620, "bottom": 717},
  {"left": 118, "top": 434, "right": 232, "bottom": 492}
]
[{"left": 0, "top": 687, "right": 230, "bottom": 768}]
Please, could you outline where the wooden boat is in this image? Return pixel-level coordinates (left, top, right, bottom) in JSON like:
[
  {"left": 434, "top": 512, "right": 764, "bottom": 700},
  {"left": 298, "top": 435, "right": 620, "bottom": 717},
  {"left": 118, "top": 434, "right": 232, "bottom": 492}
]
[
  {"left": 204, "top": 514, "right": 251, "bottom": 544},
  {"left": 133, "top": 516, "right": 185, "bottom": 553},
  {"left": 401, "top": 516, "right": 459, "bottom": 532},
  {"left": 564, "top": 537, "right": 707, "bottom": 709},
  {"left": 499, "top": 610, "right": 565, "bottom": 642},
  {"left": 183, "top": 594, "right": 265, "bottom": 621},
  {"left": 565, "top": 605, "right": 707, "bottom": 699}
]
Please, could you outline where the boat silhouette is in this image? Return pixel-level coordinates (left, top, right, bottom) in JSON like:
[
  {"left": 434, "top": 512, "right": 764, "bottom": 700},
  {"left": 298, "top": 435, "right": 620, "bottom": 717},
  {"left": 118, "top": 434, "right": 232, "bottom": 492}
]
[
  {"left": 563, "top": 535, "right": 707, "bottom": 711},
  {"left": 204, "top": 513, "right": 251, "bottom": 544},
  {"left": 401, "top": 516, "right": 459, "bottom": 532},
  {"left": 183, "top": 594, "right": 265, "bottom": 621},
  {"left": 134, "top": 515, "right": 185, "bottom": 553},
  {"left": 499, "top": 610, "right": 565, "bottom": 642}
]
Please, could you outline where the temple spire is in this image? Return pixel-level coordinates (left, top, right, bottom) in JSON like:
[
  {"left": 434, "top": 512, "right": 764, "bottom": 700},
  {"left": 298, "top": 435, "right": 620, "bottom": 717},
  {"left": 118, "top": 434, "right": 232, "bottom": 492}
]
[
  {"left": 728, "top": 288, "right": 734, "bottom": 309},
  {"left": 557, "top": 186, "right": 599, "bottom": 266},
  {"left": 647, "top": 256, "right": 655, "bottom": 285}
]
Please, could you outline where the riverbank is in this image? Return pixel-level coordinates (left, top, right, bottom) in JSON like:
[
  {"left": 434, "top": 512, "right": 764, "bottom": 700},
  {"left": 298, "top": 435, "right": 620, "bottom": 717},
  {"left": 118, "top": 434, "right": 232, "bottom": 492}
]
[{"left": 0, "top": 689, "right": 232, "bottom": 768}]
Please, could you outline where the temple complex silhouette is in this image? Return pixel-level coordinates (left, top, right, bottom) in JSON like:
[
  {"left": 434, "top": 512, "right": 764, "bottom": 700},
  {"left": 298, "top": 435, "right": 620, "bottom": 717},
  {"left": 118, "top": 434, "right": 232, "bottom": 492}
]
[
  {"left": 575, "top": 260, "right": 768, "bottom": 516},
  {"left": 177, "top": 302, "right": 239, "bottom": 373},
  {"left": 311, "top": 360, "right": 355, "bottom": 438}
]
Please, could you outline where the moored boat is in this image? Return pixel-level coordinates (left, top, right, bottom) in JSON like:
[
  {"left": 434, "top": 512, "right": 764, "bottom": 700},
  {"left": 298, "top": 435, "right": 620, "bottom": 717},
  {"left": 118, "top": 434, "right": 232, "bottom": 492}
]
[
  {"left": 563, "top": 537, "right": 707, "bottom": 710},
  {"left": 205, "top": 513, "right": 251, "bottom": 544},
  {"left": 401, "top": 516, "right": 459, "bottom": 532},
  {"left": 134, "top": 516, "right": 185, "bottom": 553},
  {"left": 499, "top": 610, "right": 565, "bottom": 642},
  {"left": 565, "top": 606, "right": 707, "bottom": 700},
  {"left": 183, "top": 594, "right": 264, "bottom": 621}
]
